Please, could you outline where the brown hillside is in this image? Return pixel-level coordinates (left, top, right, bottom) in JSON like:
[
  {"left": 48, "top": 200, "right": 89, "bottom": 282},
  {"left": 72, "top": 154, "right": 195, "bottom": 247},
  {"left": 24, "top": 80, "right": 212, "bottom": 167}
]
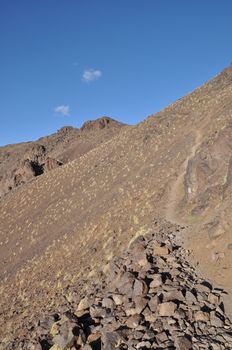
[
  {"left": 0, "top": 117, "right": 125, "bottom": 197},
  {"left": 1, "top": 66, "right": 232, "bottom": 347}
]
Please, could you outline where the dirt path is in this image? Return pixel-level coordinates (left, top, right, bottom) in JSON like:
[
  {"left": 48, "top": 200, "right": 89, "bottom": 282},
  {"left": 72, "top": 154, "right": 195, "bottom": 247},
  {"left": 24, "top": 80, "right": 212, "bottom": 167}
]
[{"left": 165, "top": 130, "right": 202, "bottom": 225}]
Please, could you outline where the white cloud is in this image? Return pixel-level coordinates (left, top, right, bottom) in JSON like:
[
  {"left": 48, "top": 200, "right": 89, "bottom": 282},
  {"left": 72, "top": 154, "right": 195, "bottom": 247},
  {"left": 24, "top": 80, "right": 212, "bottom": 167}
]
[
  {"left": 54, "top": 105, "right": 70, "bottom": 117},
  {"left": 82, "top": 69, "right": 102, "bottom": 82}
]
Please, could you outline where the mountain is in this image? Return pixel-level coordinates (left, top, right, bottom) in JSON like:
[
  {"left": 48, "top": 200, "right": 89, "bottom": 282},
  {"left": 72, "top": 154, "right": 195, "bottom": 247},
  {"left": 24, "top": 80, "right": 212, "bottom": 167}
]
[
  {"left": 0, "top": 117, "right": 125, "bottom": 197},
  {"left": 1, "top": 66, "right": 232, "bottom": 349}
]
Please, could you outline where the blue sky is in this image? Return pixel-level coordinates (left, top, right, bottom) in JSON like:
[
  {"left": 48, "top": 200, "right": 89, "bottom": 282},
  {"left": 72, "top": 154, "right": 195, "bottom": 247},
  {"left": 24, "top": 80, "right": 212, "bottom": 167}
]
[{"left": 1, "top": 0, "right": 232, "bottom": 146}]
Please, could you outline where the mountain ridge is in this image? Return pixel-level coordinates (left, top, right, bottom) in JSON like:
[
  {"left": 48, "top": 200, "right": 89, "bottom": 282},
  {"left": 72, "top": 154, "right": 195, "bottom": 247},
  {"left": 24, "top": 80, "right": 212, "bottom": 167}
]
[
  {"left": 1, "top": 66, "right": 232, "bottom": 348},
  {"left": 0, "top": 116, "right": 126, "bottom": 197}
]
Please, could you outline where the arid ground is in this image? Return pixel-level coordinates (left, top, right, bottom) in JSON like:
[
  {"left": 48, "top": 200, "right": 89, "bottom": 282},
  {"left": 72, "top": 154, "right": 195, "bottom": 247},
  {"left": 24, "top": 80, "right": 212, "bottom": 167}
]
[{"left": 1, "top": 66, "right": 232, "bottom": 349}]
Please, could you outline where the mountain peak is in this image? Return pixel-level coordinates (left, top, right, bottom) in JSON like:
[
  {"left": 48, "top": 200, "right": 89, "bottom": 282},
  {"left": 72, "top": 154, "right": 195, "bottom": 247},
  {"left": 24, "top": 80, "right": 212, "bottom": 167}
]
[{"left": 80, "top": 116, "right": 125, "bottom": 131}]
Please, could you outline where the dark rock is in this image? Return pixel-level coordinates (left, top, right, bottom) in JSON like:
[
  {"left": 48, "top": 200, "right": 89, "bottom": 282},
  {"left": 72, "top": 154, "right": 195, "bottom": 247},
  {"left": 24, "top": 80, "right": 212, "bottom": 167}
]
[
  {"left": 101, "top": 331, "right": 121, "bottom": 350},
  {"left": 174, "top": 336, "right": 192, "bottom": 350}
]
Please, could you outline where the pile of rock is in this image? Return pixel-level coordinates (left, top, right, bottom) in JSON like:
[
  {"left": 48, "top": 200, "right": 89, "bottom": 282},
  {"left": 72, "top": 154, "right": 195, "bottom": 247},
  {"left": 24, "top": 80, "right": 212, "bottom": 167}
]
[{"left": 27, "top": 232, "right": 232, "bottom": 350}]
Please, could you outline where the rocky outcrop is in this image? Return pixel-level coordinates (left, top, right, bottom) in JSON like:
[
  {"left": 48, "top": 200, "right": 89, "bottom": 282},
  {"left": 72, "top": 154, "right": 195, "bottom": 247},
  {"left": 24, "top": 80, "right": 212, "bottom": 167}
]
[
  {"left": 80, "top": 117, "right": 124, "bottom": 132},
  {"left": 6, "top": 230, "right": 232, "bottom": 350},
  {"left": 0, "top": 144, "right": 63, "bottom": 197},
  {"left": 184, "top": 123, "right": 232, "bottom": 216},
  {"left": 0, "top": 117, "right": 126, "bottom": 197}
]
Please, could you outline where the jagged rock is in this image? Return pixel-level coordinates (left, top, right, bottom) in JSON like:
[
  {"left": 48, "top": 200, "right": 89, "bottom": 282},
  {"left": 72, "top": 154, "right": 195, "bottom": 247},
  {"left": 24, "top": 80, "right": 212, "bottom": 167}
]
[
  {"left": 132, "top": 296, "right": 148, "bottom": 314},
  {"left": 142, "top": 307, "right": 157, "bottom": 322},
  {"left": 101, "top": 331, "right": 121, "bottom": 350},
  {"left": 194, "top": 310, "right": 210, "bottom": 322},
  {"left": 210, "top": 311, "right": 224, "bottom": 327},
  {"left": 136, "top": 340, "right": 151, "bottom": 348},
  {"left": 195, "top": 282, "right": 212, "bottom": 293},
  {"left": 208, "top": 293, "right": 220, "bottom": 305},
  {"left": 156, "top": 331, "right": 169, "bottom": 343},
  {"left": 132, "top": 279, "right": 148, "bottom": 297},
  {"left": 87, "top": 332, "right": 101, "bottom": 344},
  {"left": 111, "top": 294, "right": 124, "bottom": 306},
  {"left": 102, "top": 297, "right": 114, "bottom": 309},
  {"left": 162, "top": 289, "right": 184, "bottom": 302},
  {"left": 185, "top": 290, "right": 197, "bottom": 304},
  {"left": 116, "top": 272, "right": 135, "bottom": 296},
  {"left": 158, "top": 302, "right": 177, "bottom": 316},
  {"left": 125, "top": 315, "right": 142, "bottom": 328},
  {"left": 149, "top": 274, "right": 163, "bottom": 288},
  {"left": 77, "top": 297, "right": 90, "bottom": 311},
  {"left": 174, "top": 336, "right": 192, "bottom": 350},
  {"left": 148, "top": 295, "right": 160, "bottom": 312},
  {"left": 52, "top": 320, "right": 78, "bottom": 349},
  {"left": 90, "top": 305, "right": 107, "bottom": 318},
  {"left": 153, "top": 244, "right": 170, "bottom": 256},
  {"left": 11, "top": 234, "right": 232, "bottom": 349}
]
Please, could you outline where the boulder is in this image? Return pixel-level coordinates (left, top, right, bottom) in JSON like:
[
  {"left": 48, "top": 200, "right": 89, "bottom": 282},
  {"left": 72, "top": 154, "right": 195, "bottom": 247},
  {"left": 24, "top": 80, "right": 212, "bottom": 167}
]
[{"left": 158, "top": 302, "right": 177, "bottom": 317}]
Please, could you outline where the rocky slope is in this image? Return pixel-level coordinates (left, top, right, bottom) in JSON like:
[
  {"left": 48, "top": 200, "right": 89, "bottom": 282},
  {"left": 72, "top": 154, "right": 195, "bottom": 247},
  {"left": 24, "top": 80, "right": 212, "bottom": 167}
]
[
  {"left": 1, "top": 66, "right": 232, "bottom": 348},
  {"left": 0, "top": 117, "right": 125, "bottom": 197},
  {"left": 4, "top": 222, "right": 232, "bottom": 349}
]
